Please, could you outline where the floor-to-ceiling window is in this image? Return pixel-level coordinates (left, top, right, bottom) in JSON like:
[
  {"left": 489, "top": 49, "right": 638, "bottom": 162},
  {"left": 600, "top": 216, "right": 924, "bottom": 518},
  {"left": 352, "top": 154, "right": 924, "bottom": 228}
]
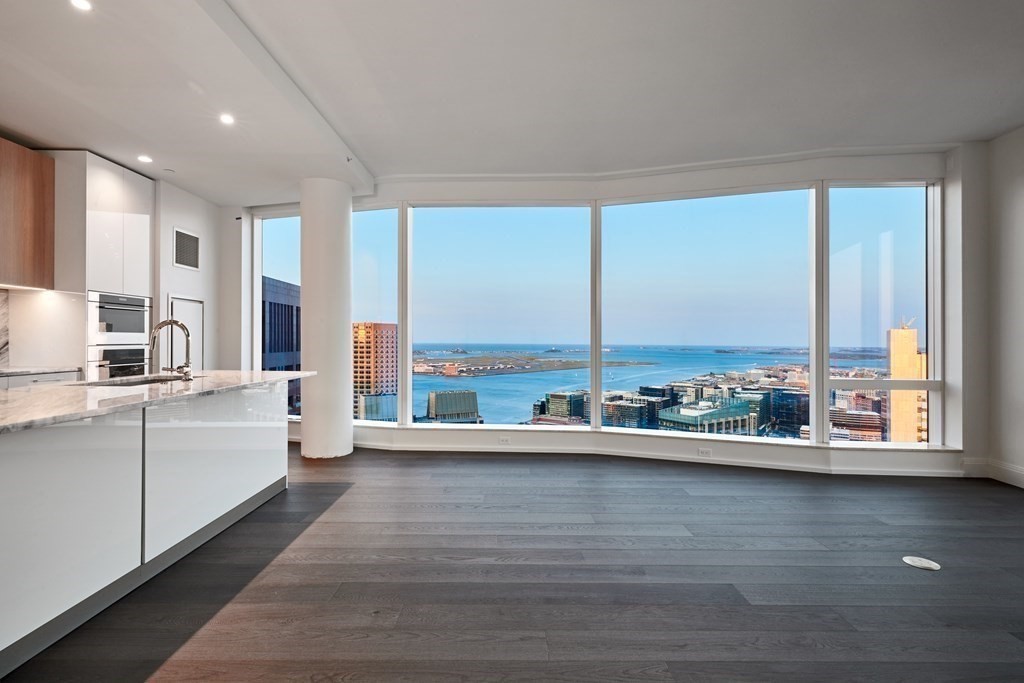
[
  {"left": 411, "top": 206, "right": 590, "bottom": 425},
  {"left": 601, "top": 189, "right": 812, "bottom": 438},
  {"left": 255, "top": 171, "right": 947, "bottom": 452},
  {"left": 828, "top": 186, "right": 932, "bottom": 443},
  {"left": 353, "top": 208, "right": 399, "bottom": 422},
  {"left": 261, "top": 215, "right": 302, "bottom": 416}
]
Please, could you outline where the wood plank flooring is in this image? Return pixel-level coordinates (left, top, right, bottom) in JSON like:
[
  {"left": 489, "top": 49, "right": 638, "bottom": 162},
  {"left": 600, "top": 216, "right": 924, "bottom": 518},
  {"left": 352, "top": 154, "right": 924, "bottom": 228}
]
[{"left": 8, "top": 446, "right": 1024, "bottom": 682}]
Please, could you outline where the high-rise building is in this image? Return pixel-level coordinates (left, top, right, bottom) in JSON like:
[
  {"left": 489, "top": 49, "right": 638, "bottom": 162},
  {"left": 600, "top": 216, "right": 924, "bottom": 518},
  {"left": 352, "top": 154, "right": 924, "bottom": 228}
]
[
  {"left": 352, "top": 322, "right": 398, "bottom": 418},
  {"left": 602, "top": 400, "right": 648, "bottom": 428},
  {"left": 547, "top": 390, "right": 587, "bottom": 419},
  {"left": 357, "top": 393, "right": 397, "bottom": 422},
  {"left": 771, "top": 389, "right": 810, "bottom": 436},
  {"left": 639, "top": 385, "right": 677, "bottom": 405},
  {"left": 829, "top": 405, "right": 884, "bottom": 441},
  {"left": 888, "top": 324, "right": 927, "bottom": 442},
  {"left": 658, "top": 398, "right": 751, "bottom": 434},
  {"left": 629, "top": 394, "right": 671, "bottom": 427},
  {"left": 423, "top": 390, "right": 483, "bottom": 423},
  {"left": 734, "top": 389, "right": 771, "bottom": 434},
  {"left": 262, "top": 276, "right": 302, "bottom": 415},
  {"left": 585, "top": 391, "right": 622, "bottom": 423},
  {"left": 668, "top": 382, "right": 703, "bottom": 404}
]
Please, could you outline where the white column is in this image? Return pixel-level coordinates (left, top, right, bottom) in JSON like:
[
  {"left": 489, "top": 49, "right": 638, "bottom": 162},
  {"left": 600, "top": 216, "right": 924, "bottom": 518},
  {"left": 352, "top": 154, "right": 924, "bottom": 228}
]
[{"left": 300, "top": 178, "right": 353, "bottom": 458}]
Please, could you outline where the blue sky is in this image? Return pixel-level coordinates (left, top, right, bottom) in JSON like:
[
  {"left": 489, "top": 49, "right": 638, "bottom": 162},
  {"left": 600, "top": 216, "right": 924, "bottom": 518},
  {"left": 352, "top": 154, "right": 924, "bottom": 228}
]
[{"left": 263, "top": 187, "right": 926, "bottom": 348}]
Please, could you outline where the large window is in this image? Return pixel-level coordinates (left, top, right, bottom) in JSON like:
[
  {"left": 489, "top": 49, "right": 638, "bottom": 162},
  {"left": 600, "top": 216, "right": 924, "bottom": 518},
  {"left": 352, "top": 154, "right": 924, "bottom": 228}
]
[
  {"left": 353, "top": 209, "right": 399, "bottom": 422},
  {"left": 602, "top": 190, "right": 812, "bottom": 438},
  {"left": 258, "top": 174, "right": 946, "bottom": 450},
  {"left": 261, "top": 216, "right": 302, "bottom": 416},
  {"left": 828, "top": 186, "right": 931, "bottom": 443},
  {"left": 411, "top": 206, "right": 590, "bottom": 426}
]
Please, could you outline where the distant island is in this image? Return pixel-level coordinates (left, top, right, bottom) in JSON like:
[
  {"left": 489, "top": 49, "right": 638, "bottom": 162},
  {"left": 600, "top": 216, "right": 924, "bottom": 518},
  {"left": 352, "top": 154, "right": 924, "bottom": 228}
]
[{"left": 413, "top": 353, "right": 654, "bottom": 377}]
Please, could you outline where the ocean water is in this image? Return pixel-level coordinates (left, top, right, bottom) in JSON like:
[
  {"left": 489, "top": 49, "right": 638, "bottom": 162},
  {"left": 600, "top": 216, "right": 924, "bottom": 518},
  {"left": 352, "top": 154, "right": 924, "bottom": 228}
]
[{"left": 412, "top": 344, "right": 885, "bottom": 425}]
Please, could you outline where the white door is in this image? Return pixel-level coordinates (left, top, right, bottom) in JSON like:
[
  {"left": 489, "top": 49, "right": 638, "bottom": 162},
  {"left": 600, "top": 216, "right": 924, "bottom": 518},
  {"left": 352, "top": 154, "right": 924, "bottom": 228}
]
[{"left": 169, "top": 297, "right": 204, "bottom": 372}]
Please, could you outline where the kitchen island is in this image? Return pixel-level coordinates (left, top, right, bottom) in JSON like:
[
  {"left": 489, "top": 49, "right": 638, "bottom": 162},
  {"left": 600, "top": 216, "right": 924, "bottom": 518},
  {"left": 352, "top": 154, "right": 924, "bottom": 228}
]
[{"left": 0, "top": 370, "right": 312, "bottom": 676}]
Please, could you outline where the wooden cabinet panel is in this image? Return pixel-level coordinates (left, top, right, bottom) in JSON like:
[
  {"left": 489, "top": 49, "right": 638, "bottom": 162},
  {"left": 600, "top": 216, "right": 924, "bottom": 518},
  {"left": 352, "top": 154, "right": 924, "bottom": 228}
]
[{"left": 0, "top": 137, "right": 54, "bottom": 289}]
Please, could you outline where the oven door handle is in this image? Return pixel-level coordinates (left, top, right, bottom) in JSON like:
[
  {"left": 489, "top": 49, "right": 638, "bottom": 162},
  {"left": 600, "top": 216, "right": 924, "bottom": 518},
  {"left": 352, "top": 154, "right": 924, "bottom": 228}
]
[
  {"left": 97, "top": 304, "right": 147, "bottom": 313},
  {"left": 96, "top": 360, "right": 111, "bottom": 366}
]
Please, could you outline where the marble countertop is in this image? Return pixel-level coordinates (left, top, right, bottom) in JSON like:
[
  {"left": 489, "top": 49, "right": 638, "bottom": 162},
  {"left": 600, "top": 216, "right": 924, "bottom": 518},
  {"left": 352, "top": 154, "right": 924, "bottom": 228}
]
[
  {"left": 0, "top": 366, "right": 82, "bottom": 378},
  {"left": 0, "top": 370, "right": 313, "bottom": 434}
]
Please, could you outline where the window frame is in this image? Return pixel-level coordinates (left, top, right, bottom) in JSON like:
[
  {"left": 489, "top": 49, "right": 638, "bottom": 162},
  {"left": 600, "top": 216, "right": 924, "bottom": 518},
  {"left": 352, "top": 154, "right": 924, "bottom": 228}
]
[
  {"left": 251, "top": 176, "right": 948, "bottom": 450},
  {"left": 404, "top": 201, "right": 593, "bottom": 428},
  {"left": 351, "top": 205, "right": 401, "bottom": 428},
  {"left": 597, "top": 182, "right": 816, "bottom": 440},
  {"left": 820, "top": 180, "right": 944, "bottom": 446}
]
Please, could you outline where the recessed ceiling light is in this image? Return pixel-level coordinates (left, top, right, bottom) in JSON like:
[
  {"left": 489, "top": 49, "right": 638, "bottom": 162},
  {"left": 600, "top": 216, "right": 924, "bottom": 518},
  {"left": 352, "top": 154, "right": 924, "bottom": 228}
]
[
  {"left": 137, "top": 155, "right": 153, "bottom": 163},
  {"left": 219, "top": 113, "right": 235, "bottom": 125},
  {"left": 70, "top": 0, "right": 93, "bottom": 11}
]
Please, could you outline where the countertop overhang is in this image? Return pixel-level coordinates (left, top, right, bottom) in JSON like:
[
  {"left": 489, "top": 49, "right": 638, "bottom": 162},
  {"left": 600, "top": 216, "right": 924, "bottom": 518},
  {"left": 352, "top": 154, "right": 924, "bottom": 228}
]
[{"left": 0, "top": 370, "right": 314, "bottom": 434}]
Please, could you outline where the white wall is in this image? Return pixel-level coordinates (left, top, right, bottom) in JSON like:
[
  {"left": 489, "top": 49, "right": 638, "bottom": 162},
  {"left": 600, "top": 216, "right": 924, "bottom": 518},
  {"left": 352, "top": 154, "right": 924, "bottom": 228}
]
[
  {"left": 216, "top": 206, "right": 253, "bottom": 370},
  {"left": 989, "top": 125, "right": 1024, "bottom": 487},
  {"left": 154, "top": 181, "right": 222, "bottom": 370},
  {"left": 945, "top": 143, "right": 990, "bottom": 475}
]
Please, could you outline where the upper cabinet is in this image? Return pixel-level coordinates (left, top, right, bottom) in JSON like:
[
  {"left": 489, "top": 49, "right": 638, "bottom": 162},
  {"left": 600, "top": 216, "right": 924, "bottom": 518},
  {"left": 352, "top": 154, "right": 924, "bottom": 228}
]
[
  {"left": 0, "top": 137, "right": 54, "bottom": 289},
  {"left": 49, "top": 151, "right": 153, "bottom": 297}
]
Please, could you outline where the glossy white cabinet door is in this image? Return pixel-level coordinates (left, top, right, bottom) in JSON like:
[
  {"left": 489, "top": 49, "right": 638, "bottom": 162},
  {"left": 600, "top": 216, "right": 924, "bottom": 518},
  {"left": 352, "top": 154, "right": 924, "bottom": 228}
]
[
  {"left": 85, "top": 155, "right": 124, "bottom": 294},
  {"left": 144, "top": 383, "right": 288, "bottom": 561},
  {"left": 6, "top": 371, "right": 79, "bottom": 388},
  {"left": 122, "top": 169, "right": 152, "bottom": 297},
  {"left": 0, "top": 410, "right": 143, "bottom": 651}
]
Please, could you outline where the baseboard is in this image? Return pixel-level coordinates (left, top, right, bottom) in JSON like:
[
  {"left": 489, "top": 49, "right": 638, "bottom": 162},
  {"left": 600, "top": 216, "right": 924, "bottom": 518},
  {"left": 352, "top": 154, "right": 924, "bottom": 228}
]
[
  {"left": 0, "top": 476, "right": 287, "bottom": 679},
  {"left": 988, "top": 460, "right": 1024, "bottom": 489}
]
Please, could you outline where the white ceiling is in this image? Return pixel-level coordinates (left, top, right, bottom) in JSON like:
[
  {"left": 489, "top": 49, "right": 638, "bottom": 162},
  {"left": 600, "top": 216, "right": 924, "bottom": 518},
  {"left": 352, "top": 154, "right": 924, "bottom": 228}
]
[{"left": 1, "top": 0, "right": 1023, "bottom": 205}]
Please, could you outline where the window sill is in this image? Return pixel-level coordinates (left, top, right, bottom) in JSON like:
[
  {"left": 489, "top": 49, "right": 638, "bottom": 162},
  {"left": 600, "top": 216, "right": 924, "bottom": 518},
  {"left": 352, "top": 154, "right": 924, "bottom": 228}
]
[{"left": 339, "top": 420, "right": 963, "bottom": 454}]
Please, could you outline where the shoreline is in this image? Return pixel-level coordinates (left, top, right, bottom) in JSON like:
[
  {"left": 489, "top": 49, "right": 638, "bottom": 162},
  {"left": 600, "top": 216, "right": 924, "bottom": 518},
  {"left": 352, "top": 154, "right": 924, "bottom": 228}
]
[{"left": 413, "top": 359, "right": 655, "bottom": 378}]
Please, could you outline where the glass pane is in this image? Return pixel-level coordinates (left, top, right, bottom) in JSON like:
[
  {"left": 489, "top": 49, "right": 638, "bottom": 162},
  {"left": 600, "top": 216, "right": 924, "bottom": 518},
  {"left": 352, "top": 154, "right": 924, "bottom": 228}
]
[
  {"left": 828, "top": 389, "right": 928, "bottom": 443},
  {"left": 829, "top": 186, "right": 928, "bottom": 443},
  {"left": 261, "top": 216, "right": 302, "bottom": 417},
  {"left": 602, "top": 190, "right": 811, "bottom": 438},
  {"left": 353, "top": 209, "right": 399, "bottom": 422},
  {"left": 412, "top": 207, "right": 590, "bottom": 425}
]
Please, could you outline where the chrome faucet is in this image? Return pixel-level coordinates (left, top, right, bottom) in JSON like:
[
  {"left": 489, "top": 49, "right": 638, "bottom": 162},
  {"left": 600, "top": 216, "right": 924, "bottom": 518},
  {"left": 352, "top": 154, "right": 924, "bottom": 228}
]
[{"left": 150, "top": 319, "right": 193, "bottom": 381}]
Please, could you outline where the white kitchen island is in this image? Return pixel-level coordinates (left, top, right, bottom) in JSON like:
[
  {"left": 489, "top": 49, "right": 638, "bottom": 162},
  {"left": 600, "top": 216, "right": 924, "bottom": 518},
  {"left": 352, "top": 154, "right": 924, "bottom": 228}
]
[{"left": 0, "top": 370, "right": 311, "bottom": 676}]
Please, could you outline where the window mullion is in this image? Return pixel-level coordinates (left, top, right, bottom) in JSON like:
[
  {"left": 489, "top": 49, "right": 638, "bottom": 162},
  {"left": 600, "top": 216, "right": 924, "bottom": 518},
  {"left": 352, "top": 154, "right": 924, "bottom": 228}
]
[
  {"left": 810, "top": 182, "right": 829, "bottom": 445},
  {"left": 590, "top": 199, "right": 602, "bottom": 431},
  {"left": 398, "top": 202, "right": 412, "bottom": 426}
]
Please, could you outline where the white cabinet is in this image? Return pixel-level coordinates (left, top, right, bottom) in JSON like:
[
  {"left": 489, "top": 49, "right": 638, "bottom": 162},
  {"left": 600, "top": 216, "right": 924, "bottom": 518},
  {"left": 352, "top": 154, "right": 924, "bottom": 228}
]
[
  {"left": 6, "top": 371, "right": 79, "bottom": 388},
  {"left": 50, "top": 151, "right": 153, "bottom": 297},
  {"left": 0, "top": 410, "right": 143, "bottom": 653},
  {"left": 85, "top": 155, "right": 124, "bottom": 295},
  {"left": 144, "top": 384, "right": 287, "bottom": 561},
  {"left": 122, "top": 168, "right": 153, "bottom": 297}
]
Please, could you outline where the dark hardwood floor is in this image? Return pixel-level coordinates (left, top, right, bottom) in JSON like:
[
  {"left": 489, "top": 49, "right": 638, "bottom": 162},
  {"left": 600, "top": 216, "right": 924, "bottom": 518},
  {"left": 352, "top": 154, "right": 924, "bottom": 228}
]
[{"left": 8, "top": 446, "right": 1024, "bottom": 682}]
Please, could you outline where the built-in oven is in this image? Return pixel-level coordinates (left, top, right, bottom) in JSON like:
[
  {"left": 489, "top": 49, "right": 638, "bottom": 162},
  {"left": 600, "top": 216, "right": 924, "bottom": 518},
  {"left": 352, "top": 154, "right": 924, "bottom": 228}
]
[
  {"left": 86, "top": 345, "right": 150, "bottom": 381},
  {"left": 87, "top": 292, "right": 151, "bottom": 347}
]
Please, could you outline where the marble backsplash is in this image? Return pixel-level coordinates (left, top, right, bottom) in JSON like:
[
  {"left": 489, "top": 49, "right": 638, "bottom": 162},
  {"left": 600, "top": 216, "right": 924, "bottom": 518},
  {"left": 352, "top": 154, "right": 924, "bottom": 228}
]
[{"left": 0, "top": 289, "right": 8, "bottom": 367}]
